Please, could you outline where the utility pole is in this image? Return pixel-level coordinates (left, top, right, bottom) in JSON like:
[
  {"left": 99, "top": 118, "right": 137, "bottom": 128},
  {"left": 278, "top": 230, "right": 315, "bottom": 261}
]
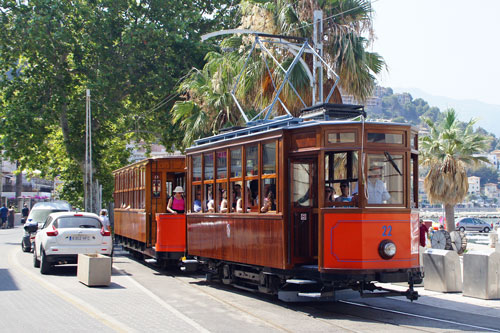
[{"left": 85, "top": 89, "right": 93, "bottom": 212}]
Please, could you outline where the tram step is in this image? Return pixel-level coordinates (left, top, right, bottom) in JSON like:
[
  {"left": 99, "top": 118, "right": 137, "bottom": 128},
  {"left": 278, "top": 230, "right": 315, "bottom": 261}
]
[{"left": 286, "top": 279, "right": 318, "bottom": 285}]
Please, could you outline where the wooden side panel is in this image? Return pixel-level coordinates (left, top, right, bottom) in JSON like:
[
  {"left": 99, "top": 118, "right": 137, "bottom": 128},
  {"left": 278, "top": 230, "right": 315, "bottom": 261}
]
[
  {"left": 321, "top": 210, "right": 419, "bottom": 271},
  {"left": 114, "top": 209, "right": 147, "bottom": 242},
  {"left": 155, "top": 213, "right": 186, "bottom": 252},
  {"left": 187, "top": 215, "right": 286, "bottom": 269},
  {"left": 291, "top": 132, "right": 316, "bottom": 150}
]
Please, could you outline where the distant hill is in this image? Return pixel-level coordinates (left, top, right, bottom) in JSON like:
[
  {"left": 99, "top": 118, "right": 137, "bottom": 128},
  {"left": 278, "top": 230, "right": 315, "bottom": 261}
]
[{"left": 392, "top": 87, "right": 500, "bottom": 138}]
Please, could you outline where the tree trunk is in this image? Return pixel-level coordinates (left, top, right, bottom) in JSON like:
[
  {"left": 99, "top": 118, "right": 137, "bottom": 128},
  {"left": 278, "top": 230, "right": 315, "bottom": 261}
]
[{"left": 444, "top": 203, "right": 456, "bottom": 232}]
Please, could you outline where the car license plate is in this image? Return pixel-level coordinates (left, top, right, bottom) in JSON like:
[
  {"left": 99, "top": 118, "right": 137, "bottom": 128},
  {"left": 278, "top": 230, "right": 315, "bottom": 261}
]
[{"left": 70, "top": 235, "right": 90, "bottom": 241}]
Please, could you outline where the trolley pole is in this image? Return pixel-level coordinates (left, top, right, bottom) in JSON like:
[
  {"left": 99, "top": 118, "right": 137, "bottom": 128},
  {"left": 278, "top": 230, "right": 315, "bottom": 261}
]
[{"left": 313, "top": 10, "right": 324, "bottom": 105}]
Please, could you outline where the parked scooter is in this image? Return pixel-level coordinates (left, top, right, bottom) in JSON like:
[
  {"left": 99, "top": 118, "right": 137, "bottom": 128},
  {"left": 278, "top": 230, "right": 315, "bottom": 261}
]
[{"left": 21, "top": 222, "right": 38, "bottom": 253}]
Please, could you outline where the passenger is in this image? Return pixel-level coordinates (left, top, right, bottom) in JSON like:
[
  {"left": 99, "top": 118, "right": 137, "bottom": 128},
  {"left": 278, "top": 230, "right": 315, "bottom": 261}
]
[
  {"left": 167, "top": 186, "right": 185, "bottom": 214},
  {"left": 207, "top": 192, "right": 215, "bottom": 213},
  {"left": 220, "top": 190, "right": 228, "bottom": 213},
  {"left": 193, "top": 191, "right": 202, "bottom": 212},
  {"left": 334, "top": 182, "right": 352, "bottom": 202},
  {"left": 325, "top": 186, "right": 334, "bottom": 203},
  {"left": 232, "top": 184, "right": 242, "bottom": 212},
  {"left": 261, "top": 189, "right": 276, "bottom": 213},
  {"left": 99, "top": 209, "right": 110, "bottom": 231},
  {"left": 367, "top": 165, "right": 390, "bottom": 204}
]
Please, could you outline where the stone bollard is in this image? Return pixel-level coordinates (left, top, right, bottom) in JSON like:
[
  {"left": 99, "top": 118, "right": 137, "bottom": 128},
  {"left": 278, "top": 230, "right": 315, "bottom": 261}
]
[
  {"left": 463, "top": 250, "right": 500, "bottom": 299},
  {"left": 489, "top": 232, "right": 498, "bottom": 248},
  {"left": 423, "top": 249, "right": 462, "bottom": 292}
]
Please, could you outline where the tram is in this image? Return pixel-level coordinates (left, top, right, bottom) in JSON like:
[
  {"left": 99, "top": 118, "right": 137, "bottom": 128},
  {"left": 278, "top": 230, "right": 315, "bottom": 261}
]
[
  {"left": 112, "top": 156, "right": 191, "bottom": 268},
  {"left": 112, "top": 31, "right": 422, "bottom": 301},
  {"left": 185, "top": 104, "right": 421, "bottom": 301}
]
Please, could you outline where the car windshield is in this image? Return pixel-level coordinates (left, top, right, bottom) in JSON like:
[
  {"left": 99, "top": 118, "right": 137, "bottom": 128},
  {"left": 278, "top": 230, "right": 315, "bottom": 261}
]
[
  {"left": 29, "top": 209, "right": 68, "bottom": 223},
  {"left": 56, "top": 217, "right": 102, "bottom": 229}
]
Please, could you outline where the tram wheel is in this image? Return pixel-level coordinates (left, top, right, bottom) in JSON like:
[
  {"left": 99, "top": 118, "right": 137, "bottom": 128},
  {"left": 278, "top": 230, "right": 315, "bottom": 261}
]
[
  {"left": 431, "top": 230, "right": 452, "bottom": 250},
  {"left": 449, "top": 230, "right": 467, "bottom": 254}
]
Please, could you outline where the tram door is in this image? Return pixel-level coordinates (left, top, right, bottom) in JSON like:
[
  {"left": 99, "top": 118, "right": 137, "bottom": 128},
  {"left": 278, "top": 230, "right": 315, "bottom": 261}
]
[{"left": 290, "top": 159, "right": 318, "bottom": 263}]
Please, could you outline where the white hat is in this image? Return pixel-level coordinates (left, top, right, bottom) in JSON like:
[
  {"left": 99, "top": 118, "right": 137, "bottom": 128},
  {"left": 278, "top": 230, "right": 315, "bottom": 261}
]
[{"left": 173, "top": 186, "right": 184, "bottom": 193}]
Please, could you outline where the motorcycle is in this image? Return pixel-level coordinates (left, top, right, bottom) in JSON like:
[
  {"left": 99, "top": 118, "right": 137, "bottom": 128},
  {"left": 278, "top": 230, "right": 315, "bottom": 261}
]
[{"left": 22, "top": 222, "right": 38, "bottom": 253}]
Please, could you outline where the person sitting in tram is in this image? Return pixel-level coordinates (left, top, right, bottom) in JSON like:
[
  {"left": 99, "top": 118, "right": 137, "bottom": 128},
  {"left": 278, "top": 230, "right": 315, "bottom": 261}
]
[
  {"left": 261, "top": 187, "right": 276, "bottom": 213},
  {"left": 232, "top": 184, "right": 242, "bottom": 212},
  {"left": 167, "top": 186, "right": 185, "bottom": 214},
  {"left": 193, "top": 190, "right": 202, "bottom": 212},
  {"left": 367, "top": 165, "right": 390, "bottom": 204},
  {"left": 325, "top": 186, "right": 334, "bottom": 203},
  {"left": 206, "top": 187, "right": 215, "bottom": 212},
  {"left": 220, "top": 190, "right": 228, "bottom": 213},
  {"left": 334, "top": 181, "right": 352, "bottom": 202}
]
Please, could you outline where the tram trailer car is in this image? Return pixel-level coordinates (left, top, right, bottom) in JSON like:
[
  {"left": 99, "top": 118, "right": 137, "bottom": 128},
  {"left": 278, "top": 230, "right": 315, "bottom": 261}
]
[
  {"left": 185, "top": 105, "right": 423, "bottom": 301},
  {"left": 112, "top": 156, "right": 194, "bottom": 269}
]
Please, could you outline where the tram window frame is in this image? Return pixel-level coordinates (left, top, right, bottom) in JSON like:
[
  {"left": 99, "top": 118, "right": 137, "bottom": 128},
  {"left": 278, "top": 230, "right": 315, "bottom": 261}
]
[
  {"left": 324, "top": 151, "right": 359, "bottom": 207},
  {"left": 190, "top": 155, "right": 203, "bottom": 213},
  {"left": 366, "top": 130, "right": 405, "bottom": 146},
  {"left": 325, "top": 129, "right": 358, "bottom": 146},
  {"left": 216, "top": 150, "right": 227, "bottom": 179},
  {"left": 230, "top": 148, "right": 242, "bottom": 178},
  {"left": 365, "top": 152, "right": 405, "bottom": 206},
  {"left": 246, "top": 144, "right": 259, "bottom": 177},
  {"left": 411, "top": 153, "right": 418, "bottom": 208},
  {"left": 192, "top": 184, "right": 202, "bottom": 212}
]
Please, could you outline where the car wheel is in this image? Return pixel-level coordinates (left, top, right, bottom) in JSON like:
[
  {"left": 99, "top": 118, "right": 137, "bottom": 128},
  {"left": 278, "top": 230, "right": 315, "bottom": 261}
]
[
  {"left": 484, "top": 227, "right": 490, "bottom": 233},
  {"left": 40, "top": 249, "right": 51, "bottom": 275},
  {"left": 33, "top": 247, "right": 40, "bottom": 268},
  {"left": 459, "top": 227, "right": 465, "bottom": 232},
  {"left": 22, "top": 240, "right": 30, "bottom": 253}
]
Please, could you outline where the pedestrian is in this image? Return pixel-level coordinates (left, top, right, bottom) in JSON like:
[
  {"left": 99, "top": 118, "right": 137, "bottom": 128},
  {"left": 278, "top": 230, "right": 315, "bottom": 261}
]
[
  {"left": 21, "top": 204, "right": 29, "bottom": 223},
  {"left": 99, "top": 209, "right": 110, "bottom": 231},
  {"left": 7, "top": 205, "right": 15, "bottom": 228},
  {"left": 0, "top": 204, "right": 8, "bottom": 229},
  {"left": 419, "top": 219, "right": 429, "bottom": 267}
]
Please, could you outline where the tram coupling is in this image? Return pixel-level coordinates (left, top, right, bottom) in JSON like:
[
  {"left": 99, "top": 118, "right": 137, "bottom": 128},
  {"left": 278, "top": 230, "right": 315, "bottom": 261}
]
[{"left": 357, "top": 282, "right": 419, "bottom": 301}]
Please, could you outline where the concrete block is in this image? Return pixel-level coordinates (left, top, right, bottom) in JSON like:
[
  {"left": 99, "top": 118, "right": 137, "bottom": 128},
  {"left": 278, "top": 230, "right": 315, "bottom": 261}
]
[
  {"left": 77, "top": 254, "right": 111, "bottom": 287},
  {"left": 463, "top": 250, "right": 500, "bottom": 300},
  {"left": 423, "top": 249, "right": 462, "bottom": 292}
]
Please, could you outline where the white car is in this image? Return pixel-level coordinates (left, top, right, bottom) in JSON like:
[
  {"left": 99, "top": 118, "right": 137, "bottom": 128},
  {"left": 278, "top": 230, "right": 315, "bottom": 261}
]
[{"left": 33, "top": 212, "right": 112, "bottom": 274}]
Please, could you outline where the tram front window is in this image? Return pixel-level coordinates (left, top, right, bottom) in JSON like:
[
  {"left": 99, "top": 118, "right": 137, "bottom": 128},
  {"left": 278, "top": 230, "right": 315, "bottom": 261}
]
[
  {"left": 324, "top": 151, "right": 358, "bottom": 207},
  {"left": 366, "top": 153, "right": 404, "bottom": 205}
]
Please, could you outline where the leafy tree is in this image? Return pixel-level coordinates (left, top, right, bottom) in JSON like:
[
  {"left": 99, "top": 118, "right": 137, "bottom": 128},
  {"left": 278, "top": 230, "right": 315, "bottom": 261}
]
[
  {"left": 0, "top": 0, "right": 239, "bottom": 209},
  {"left": 420, "top": 109, "right": 489, "bottom": 231}
]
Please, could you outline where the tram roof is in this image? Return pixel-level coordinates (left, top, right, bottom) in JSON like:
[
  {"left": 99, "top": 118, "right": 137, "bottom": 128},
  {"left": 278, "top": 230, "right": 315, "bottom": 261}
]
[
  {"left": 185, "top": 103, "right": 415, "bottom": 152},
  {"left": 112, "top": 154, "right": 184, "bottom": 174}
]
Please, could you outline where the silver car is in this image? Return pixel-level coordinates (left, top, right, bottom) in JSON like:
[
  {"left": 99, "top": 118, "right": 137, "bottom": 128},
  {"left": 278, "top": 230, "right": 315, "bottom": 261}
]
[{"left": 456, "top": 217, "right": 492, "bottom": 233}]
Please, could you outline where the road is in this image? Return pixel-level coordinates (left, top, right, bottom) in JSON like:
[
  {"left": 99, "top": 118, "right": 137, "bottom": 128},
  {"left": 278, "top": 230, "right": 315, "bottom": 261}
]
[{"left": 1, "top": 225, "right": 500, "bottom": 332}]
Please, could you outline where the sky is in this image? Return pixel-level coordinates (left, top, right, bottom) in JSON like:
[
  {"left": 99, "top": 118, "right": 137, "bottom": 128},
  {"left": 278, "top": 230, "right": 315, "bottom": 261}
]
[{"left": 370, "top": 0, "right": 500, "bottom": 106}]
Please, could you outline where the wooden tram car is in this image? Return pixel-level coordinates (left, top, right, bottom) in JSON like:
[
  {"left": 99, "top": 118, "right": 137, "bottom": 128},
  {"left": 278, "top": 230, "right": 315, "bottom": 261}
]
[
  {"left": 184, "top": 104, "right": 422, "bottom": 301},
  {"left": 113, "top": 104, "right": 423, "bottom": 302},
  {"left": 112, "top": 156, "right": 189, "bottom": 268}
]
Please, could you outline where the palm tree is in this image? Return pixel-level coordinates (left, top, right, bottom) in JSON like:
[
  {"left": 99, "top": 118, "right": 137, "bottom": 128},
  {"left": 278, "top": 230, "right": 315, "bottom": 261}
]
[{"left": 420, "top": 109, "right": 489, "bottom": 231}]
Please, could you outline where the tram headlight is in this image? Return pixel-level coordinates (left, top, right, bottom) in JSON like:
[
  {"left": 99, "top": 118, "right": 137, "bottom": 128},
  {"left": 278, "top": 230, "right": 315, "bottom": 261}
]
[{"left": 379, "top": 240, "right": 397, "bottom": 260}]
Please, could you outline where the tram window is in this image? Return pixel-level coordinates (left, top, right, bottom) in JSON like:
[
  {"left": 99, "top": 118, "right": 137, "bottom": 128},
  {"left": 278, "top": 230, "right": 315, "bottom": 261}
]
[
  {"left": 366, "top": 153, "right": 404, "bottom": 205},
  {"left": 204, "top": 153, "right": 214, "bottom": 180},
  {"left": 165, "top": 181, "right": 172, "bottom": 201},
  {"left": 411, "top": 153, "right": 418, "bottom": 208},
  {"left": 292, "top": 163, "right": 312, "bottom": 207},
  {"left": 327, "top": 132, "right": 356, "bottom": 144},
  {"left": 193, "top": 155, "right": 201, "bottom": 181},
  {"left": 217, "top": 151, "right": 227, "bottom": 179},
  {"left": 367, "top": 132, "right": 403, "bottom": 145},
  {"left": 324, "top": 151, "right": 359, "bottom": 207},
  {"left": 230, "top": 181, "right": 243, "bottom": 212},
  {"left": 192, "top": 185, "right": 202, "bottom": 213},
  {"left": 152, "top": 173, "right": 161, "bottom": 198},
  {"left": 246, "top": 145, "right": 258, "bottom": 176},
  {"left": 230, "top": 149, "right": 242, "bottom": 177},
  {"left": 262, "top": 142, "right": 276, "bottom": 174},
  {"left": 261, "top": 179, "right": 277, "bottom": 213},
  {"left": 245, "top": 180, "right": 259, "bottom": 212},
  {"left": 204, "top": 184, "right": 215, "bottom": 212},
  {"left": 216, "top": 183, "right": 228, "bottom": 213}
]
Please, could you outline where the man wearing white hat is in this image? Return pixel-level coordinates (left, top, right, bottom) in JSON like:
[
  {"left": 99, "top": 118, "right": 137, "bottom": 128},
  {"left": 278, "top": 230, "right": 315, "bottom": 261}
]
[
  {"left": 367, "top": 165, "right": 390, "bottom": 204},
  {"left": 167, "top": 186, "right": 185, "bottom": 214}
]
